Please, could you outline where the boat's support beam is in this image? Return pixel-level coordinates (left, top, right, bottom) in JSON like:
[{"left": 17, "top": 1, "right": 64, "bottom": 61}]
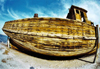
[
  {"left": 78, "top": 25, "right": 99, "bottom": 63},
  {"left": 93, "top": 25, "right": 99, "bottom": 63},
  {"left": 7, "top": 36, "right": 10, "bottom": 48}
]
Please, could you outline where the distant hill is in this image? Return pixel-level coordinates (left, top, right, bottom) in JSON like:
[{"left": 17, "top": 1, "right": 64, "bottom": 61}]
[{"left": 0, "top": 34, "right": 7, "bottom": 43}]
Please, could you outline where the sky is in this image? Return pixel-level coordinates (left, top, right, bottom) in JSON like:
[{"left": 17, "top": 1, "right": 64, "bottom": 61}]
[{"left": 0, "top": 0, "right": 100, "bottom": 34}]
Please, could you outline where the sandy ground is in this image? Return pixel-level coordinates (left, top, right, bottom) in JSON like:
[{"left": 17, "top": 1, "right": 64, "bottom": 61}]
[{"left": 0, "top": 43, "right": 100, "bottom": 69}]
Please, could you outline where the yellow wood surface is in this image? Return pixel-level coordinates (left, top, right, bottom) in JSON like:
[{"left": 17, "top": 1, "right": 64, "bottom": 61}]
[{"left": 2, "top": 17, "right": 96, "bottom": 56}]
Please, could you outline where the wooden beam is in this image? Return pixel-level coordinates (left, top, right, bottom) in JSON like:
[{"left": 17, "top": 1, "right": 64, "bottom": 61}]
[{"left": 93, "top": 25, "right": 99, "bottom": 63}]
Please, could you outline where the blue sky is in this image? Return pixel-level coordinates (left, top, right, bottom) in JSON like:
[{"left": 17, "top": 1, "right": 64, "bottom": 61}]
[{"left": 0, "top": 0, "right": 100, "bottom": 34}]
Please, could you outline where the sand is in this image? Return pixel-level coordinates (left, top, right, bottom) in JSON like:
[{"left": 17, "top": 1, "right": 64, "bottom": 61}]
[{"left": 0, "top": 43, "right": 100, "bottom": 69}]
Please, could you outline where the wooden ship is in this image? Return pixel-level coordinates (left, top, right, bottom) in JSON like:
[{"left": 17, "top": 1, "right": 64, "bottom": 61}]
[{"left": 2, "top": 5, "right": 99, "bottom": 57}]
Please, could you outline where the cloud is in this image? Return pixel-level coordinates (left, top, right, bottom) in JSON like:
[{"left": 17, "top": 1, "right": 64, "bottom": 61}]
[
  {"left": 28, "top": 6, "right": 51, "bottom": 17},
  {"left": 28, "top": 5, "right": 67, "bottom": 19},
  {"left": 7, "top": 8, "right": 32, "bottom": 20},
  {"left": 77, "top": 1, "right": 100, "bottom": 25},
  {"left": 0, "top": 0, "right": 6, "bottom": 11},
  {"left": 7, "top": 9, "right": 22, "bottom": 19},
  {"left": 0, "top": 0, "right": 5, "bottom": 3}
]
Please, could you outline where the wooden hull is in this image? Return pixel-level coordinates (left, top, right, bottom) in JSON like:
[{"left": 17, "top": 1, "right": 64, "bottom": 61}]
[{"left": 2, "top": 17, "right": 96, "bottom": 56}]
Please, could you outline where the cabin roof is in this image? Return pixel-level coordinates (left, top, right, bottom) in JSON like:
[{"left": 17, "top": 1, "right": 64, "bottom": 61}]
[{"left": 70, "top": 5, "right": 87, "bottom": 13}]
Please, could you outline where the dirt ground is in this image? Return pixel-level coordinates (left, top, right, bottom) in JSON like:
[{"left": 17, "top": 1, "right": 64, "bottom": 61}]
[{"left": 0, "top": 43, "right": 100, "bottom": 69}]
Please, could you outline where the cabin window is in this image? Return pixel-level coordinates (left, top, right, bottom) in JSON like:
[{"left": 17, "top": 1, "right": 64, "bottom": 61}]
[
  {"left": 76, "top": 10, "right": 79, "bottom": 14},
  {"left": 81, "top": 11, "right": 84, "bottom": 17},
  {"left": 81, "top": 11, "right": 85, "bottom": 22}
]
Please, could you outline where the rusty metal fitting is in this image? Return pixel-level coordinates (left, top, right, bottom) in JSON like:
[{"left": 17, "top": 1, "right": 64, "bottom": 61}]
[{"left": 34, "top": 13, "right": 38, "bottom": 18}]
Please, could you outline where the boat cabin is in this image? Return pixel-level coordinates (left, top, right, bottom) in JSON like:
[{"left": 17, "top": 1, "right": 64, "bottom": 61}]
[{"left": 67, "top": 5, "right": 93, "bottom": 25}]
